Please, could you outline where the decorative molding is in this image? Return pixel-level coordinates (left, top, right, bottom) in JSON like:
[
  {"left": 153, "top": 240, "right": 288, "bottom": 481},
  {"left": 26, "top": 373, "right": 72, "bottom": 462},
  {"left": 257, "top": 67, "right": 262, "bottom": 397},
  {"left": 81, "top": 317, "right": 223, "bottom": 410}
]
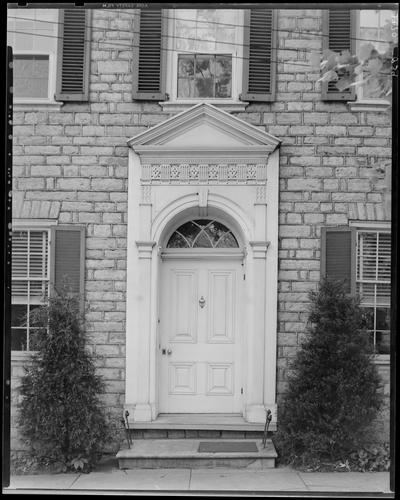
[
  {"left": 249, "top": 240, "right": 270, "bottom": 259},
  {"left": 161, "top": 248, "right": 245, "bottom": 260},
  {"left": 141, "top": 162, "right": 268, "bottom": 185},
  {"left": 159, "top": 101, "right": 249, "bottom": 113},
  {"left": 128, "top": 102, "right": 281, "bottom": 151},
  {"left": 140, "top": 185, "right": 152, "bottom": 205},
  {"left": 255, "top": 185, "right": 267, "bottom": 204},
  {"left": 135, "top": 240, "right": 156, "bottom": 259},
  {"left": 198, "top": 187, "right": 208, "bottom": 217}
]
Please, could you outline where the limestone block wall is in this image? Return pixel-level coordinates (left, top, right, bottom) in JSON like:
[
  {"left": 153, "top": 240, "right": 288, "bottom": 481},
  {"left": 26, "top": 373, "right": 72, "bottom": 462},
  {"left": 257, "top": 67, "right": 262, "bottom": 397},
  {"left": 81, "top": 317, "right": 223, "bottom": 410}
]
[{"left": 10, "top": 8, "right": 391, "bottom": 450}]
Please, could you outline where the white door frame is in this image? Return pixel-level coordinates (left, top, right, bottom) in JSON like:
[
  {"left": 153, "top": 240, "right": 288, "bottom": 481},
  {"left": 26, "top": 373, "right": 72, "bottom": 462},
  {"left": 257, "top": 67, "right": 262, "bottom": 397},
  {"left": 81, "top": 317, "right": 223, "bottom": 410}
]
[{"left": 158, "top": 251, "right": 244, "bottom": 414}]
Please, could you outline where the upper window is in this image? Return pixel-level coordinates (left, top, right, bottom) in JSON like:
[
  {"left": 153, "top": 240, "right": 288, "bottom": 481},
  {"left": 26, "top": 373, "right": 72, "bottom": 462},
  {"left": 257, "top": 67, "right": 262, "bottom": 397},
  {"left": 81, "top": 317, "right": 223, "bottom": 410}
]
[
  {"left": 11, "top": 229, "right": 50, "bottom": 351},
  {"left": 167, "top": 219, "right": 239, "bottom": 248},
  {"left": 7, "top": 9, "right": 59, "bottom": 103},
  {"left": 356, "top": 229, "right": 391, "bottom": 354},
  {"left": 166, "top": 9, "right": 243, "bottom": 102},
  {"left": 133, "top": 8, "right": 276, "bottom": 104}
]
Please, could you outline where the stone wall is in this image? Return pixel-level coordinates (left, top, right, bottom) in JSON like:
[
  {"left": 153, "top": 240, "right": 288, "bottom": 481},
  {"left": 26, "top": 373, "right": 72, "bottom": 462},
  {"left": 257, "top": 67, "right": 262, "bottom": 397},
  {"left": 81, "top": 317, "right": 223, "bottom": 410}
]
[{"left": 10, "top": 8, "right": 391, "bottom": 450}]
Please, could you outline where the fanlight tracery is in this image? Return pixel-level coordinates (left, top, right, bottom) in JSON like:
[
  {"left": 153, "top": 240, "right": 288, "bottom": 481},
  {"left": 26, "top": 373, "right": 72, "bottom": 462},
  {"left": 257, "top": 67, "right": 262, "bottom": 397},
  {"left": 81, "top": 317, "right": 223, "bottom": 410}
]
[{"left": 167, "top": 219, "right": 239, "bottom": 248}]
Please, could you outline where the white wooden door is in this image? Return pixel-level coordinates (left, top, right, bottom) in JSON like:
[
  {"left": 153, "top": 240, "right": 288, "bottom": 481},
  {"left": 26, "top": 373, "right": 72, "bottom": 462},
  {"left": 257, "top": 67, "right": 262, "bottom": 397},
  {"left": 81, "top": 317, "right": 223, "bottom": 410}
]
[{"left": 159, "top": 259, "right": 243, "bottom": 413}]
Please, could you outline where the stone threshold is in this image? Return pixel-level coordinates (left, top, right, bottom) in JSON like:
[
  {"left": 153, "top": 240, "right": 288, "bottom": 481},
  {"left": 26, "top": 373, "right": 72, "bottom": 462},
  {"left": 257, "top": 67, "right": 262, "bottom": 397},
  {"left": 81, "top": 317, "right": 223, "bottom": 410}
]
[
  {"left": 116, "top": 438, "right": 277, "bottom": 469},
  {"left": 130, "top": 413, "right": 269, "bottom": 432}
]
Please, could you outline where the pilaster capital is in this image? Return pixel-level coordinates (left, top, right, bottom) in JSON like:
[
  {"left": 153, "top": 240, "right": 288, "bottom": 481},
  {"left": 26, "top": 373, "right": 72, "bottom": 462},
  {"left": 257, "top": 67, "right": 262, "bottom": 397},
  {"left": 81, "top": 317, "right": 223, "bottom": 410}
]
[
  {"left": 249, "top": 240, "right": 270, "bottom": 259},
  {"left": 135, "top": 240, "right": 156, "bottom": 259}
]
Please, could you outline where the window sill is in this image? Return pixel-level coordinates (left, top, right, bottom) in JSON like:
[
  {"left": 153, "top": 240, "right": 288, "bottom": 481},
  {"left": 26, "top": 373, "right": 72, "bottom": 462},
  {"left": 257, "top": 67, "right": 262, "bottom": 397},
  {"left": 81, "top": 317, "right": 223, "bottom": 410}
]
[
  {"left": 13, "top": 100, "right": 63, "bottom": 111},
  {"left": 159, "top": 100, "right": 249, "bottom": 113},
  {"left": 373, "top": 354, "right": 390, "bottom": 365},
  {"left": 348, "top": 99, "right": 391, "bottom": 112}
]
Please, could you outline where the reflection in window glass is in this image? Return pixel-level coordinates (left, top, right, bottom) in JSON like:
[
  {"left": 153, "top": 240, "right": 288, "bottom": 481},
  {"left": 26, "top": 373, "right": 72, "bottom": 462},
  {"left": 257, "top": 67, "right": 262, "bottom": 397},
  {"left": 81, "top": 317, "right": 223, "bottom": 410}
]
[{"left": 177, "top": 54, "right": 232, "bottom": 98}]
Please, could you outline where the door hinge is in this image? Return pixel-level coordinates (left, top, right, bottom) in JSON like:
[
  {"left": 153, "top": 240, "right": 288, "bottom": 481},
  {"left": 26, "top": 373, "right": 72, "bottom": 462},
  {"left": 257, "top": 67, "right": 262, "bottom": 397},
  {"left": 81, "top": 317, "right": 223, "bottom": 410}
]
[
  {"left": 241, "top": 387, "right": 243, "bottom": 394},
  {"left": 243, "top": 273, "right": 246, "bottom": 280}
]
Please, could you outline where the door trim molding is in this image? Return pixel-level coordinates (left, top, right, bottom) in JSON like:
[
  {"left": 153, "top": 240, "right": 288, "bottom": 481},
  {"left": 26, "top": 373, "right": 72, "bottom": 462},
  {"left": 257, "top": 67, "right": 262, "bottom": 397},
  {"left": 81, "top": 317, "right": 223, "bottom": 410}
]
[{"left": 161, "top": 248, "right": 245, "bottom": 260}]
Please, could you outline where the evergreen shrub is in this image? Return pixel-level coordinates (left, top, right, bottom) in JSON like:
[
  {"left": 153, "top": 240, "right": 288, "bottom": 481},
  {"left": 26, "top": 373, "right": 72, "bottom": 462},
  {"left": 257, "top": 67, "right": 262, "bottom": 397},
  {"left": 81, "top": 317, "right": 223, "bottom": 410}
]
[
  {"left": 274, "top": 279, "right": 383, "bottom": 467},
  {"left": 18, "top": 285, "right": 114, "bottom": 472}
]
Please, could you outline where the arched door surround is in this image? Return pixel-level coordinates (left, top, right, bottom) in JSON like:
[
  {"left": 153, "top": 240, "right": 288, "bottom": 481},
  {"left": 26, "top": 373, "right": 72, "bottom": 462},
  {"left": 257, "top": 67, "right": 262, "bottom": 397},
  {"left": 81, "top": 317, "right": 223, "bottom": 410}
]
[{"left": 124, "top": 103, "right": 280, "bottom": 426}]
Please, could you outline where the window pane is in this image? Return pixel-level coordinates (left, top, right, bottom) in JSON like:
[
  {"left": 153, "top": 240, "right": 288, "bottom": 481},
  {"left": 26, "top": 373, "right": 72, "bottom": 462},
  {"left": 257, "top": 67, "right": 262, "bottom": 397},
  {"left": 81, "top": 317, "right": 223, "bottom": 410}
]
[
  {"left": 177, "top": 55, "right": 195, "bottom": 98},
  {"left": 30, "top": 281, "right": 48, "bottom": 298},
  {"left": 193, "top": 231, "right": 213, "bottom": 247},
  {"left": 215, "top": 56, "right": 232, "bottom": 98},
  {"left": 205, "top": 221, "right": 228, "bottom": 245},
  {"left": 195, "top": 55, "right": 214, "bottom": 97},
  {"left": 11, "top": 304, "right": 27, "bottom": 327},
  {"left": 376, "top": 307, "right": 390, "bottom": 330},
  {"left": 29, "top": 328, "right": 42, "bottom": 351},
  {"left": 12, "top": 280, "right": 29, "bottom": 297},
  {"left": 361, "top": 307, "right": 375, "bottom": 330},
  {"left": 377, "top": 283, "right": 391, "bottom": 306},
  {"left": 177, "top": 221, "right": 201, "bottom": 246},
  {"left": 167, "top": 232, "right": 189, "bottom": 248},
  {"left": 376, "top": 331, "right": 390, "bottom": 354},
  {"left": 11, "top": 328, "right": 27, "bottom": 351},
  {"left": 13, "top": 55, "right": 49, "bottom": 98},
  {"left": 216, "top": 232, "right": 238, "bottom": 248}
]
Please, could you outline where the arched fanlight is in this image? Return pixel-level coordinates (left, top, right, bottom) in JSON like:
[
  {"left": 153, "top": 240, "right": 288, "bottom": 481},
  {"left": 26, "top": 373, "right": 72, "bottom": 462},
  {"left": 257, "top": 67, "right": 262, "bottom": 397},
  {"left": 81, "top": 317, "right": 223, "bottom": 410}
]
[{"left": 166, "top": 219, "right": 239, "bottom": 248}]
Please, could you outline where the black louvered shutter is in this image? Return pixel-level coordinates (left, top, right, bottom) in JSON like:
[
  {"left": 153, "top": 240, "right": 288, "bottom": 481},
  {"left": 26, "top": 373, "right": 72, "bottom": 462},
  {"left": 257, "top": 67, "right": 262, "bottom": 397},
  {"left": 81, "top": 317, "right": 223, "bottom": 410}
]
[
  {"left": 241, "top": 9, "right": 277, "bottom": 102},
  {"left": 132, "top": 9, "right": 167, "bottom": 100},
  {"left": 321, "top": 10, "right": 356, "bottom": 101},
  {"left": 56, "top": 9, "right": 91, "bottom": 101},
  {"left": 50, "top": 226, "right": 85, "bottom": 308},
  {"left": 321, "top": 227, "right": 356, "bottom": 294}
]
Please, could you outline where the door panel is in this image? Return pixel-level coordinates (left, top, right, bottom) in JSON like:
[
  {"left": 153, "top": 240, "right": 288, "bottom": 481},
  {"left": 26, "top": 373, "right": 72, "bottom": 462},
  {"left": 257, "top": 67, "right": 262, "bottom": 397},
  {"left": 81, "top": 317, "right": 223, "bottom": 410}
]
[
  {"left": 169, "top": 269, "right": 198, "bottom": 343},
  {"left": 207, "top": 270, "right": 235, "bottom": 343},
  {"left": 159, "top": 259, "right": 242, "bottom": 413}
]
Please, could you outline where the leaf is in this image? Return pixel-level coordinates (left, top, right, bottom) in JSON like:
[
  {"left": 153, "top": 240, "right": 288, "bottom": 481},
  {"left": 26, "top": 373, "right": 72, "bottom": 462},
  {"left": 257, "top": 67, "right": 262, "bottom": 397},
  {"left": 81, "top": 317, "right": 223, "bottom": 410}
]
[
  {"left": 335, "top": 76, "right": 353, "bottom": 92},
  {"left": 354, "top": 64, "right": 364, "bottom": 75},
  {"left": 317, "top": 70, "right": 338, "bottom": 83},
  {"left": 367, "top": 58, "right": 383, "bottom": 75},
  {"left": 325, "top": 53, "right": 339, "bottom": 71},
  {"left": 358, "top": 43, "right": 375, "bottom": 61},
  {"left": 337, "top": 50, "right": 352, "bottom": 65},
  {"left": 322, "top": 48, "right": 336, "bottom": 60}
]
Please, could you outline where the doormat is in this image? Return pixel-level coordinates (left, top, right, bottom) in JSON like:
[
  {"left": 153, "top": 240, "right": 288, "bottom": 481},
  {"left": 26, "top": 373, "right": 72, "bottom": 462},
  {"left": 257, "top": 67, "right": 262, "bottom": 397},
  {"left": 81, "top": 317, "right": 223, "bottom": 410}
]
[{"left": 198, "top": 441, "right": 258, "bottom": 453}]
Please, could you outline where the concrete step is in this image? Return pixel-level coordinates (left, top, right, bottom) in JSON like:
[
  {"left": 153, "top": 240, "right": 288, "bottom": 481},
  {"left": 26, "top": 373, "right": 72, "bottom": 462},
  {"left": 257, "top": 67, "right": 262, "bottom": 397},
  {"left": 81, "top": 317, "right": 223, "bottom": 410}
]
[
  {"left": 116, "top": 439, "right": 277, "bottom": 469},
  {"left": 130, "top": 429, "right": 265, "bottom": 439}
]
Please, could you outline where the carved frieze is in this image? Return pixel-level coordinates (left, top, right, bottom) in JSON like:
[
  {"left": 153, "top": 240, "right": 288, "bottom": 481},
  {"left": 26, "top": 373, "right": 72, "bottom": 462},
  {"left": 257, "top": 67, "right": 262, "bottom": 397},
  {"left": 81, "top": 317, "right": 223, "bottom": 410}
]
[{"left": 141, "top": 160, "right": 268, "bottom": 185}]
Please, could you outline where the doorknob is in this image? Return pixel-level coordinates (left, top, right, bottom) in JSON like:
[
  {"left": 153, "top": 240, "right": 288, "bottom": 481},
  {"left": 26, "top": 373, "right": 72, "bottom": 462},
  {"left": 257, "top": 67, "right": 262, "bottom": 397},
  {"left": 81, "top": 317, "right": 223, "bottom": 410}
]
[
  {"left": 161, "top": 348, "right": 172, "bottom": 355},
  {"left": 199, "top": 296, "right": 206, "bottom": 308},
  {"left": 167, "top": 349, "right": 172, "bottom": 355}
]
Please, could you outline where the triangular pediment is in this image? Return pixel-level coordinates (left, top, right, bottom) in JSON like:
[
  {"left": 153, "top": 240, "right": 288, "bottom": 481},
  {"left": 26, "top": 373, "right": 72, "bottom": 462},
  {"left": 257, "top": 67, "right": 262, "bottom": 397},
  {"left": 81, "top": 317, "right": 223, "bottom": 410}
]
[{"left": 128, "top": 103, "right": 280, "bottom": 154}]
